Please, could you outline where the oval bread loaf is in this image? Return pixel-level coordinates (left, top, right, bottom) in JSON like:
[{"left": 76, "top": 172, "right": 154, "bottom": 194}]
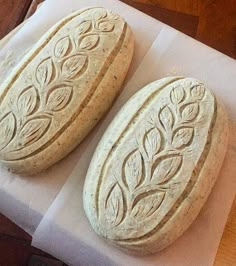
[
  {"left": 0, "top": 7, "right": 134, "bottom": 175},
  {"left": 83, "top": 77, "right": 228, "bottom": 254}
]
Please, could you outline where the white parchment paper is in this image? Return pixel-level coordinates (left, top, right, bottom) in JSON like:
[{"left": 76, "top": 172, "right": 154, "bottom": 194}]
[
  {"left": 31, "top": 1, "right": 236, "bottom": 265},
  {"left": 0, "top": 0, "right": 235, "bottom": 264}
]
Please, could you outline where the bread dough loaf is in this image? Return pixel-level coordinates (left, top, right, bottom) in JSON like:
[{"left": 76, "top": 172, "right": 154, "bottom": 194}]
[
  {"left": 83, "top": 77, "right": 228, "bottom": 254},
  {"left": 0, "top": 7, "right": 134, "bottom": 175}
]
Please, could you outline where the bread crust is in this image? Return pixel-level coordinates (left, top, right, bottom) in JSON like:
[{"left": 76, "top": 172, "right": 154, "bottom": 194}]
[
  {"left": 0, "top": 7, "right": 134, "bottom": 175},
  {"left": 83, "top": 77, "right": 228, "bottom": 254}
]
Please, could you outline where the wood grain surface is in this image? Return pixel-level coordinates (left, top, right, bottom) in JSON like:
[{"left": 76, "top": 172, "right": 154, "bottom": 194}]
[
  {"left": 121, "top": 0, "right": 236, "bottom": 59},
  {"left": 130, "top": 0, "right": 202, "bottom": 15},
  {"left": 0, "top": 0, "right": 235, "bottom": 265},
  {"left": 196, "top": 0, "right": 236, "bottom": 59},
  {"left": 214, "top": 199, "right": 236, "bottom": 266},
  {"left": 0, "top": 0, "right": 32, "bottom": 39},
  {"left": 0, "top": 213, "right": 64, "bottom": 265}
]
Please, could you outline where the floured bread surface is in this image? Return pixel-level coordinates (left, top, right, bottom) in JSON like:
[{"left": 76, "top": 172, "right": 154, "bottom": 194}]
[
  {"left": 83, "top": 77, "right": 229, "bottom": 254},
  {"left": 0, "top": 7, "right": 134, "bottom": 175}
]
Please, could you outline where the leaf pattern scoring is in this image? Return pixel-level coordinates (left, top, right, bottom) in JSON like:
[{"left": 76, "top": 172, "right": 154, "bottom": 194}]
[
  {"left": 98, "top": 21, "right": 114, "bottom": 32},
  {"left": 17, "top": 86, "right": 38, "bottom": 116},
  {"left": 151, "top": 155, "right": 182, "bottom": 185},
  {"left": 46, "top": 85, "right": 73, "bottom": 112},
  {"left": 109, "top": 11, "right": 120, "bottom": 20},
  {"left": 54, "top": 36, "right": 71, "bottom": 58},
  {"left": 36, "top": 58, "right": 55, "bottom": 87},
  {"left": 143, "top": 128, "right": 161, "bottom": 159},
  {"left": 62, "top": 54, "right": 87, "bottom": 79},
  {"left": 0, "top": 113, "right": 16, "bottom": 151},
  {"left": 159, "top": 106, "right": 174, "bottom": 131},
  {"left": 191, "top": 85, "right": 205, "bottom": 100},
  {"left": 79, "top": 34, "right": 99, "bottom": 50},
  {"left": 0, "top": 7, "right": 119, "bottom": 161},
  {"left": 124, "top": 150, "right": 143, "bottom": 191},
  {"left": 170, "top": 85, "right": 185, "bottom": 104},
  {"left": 98, "top": 80, "right": 208, "bottom": 233},
  {"left": 77, "top": 21, "right": 92, "bottom": 34},
  {"left": 18, "top": 116, "right": 51, "bottom": 147},
  {"left": 172, "top": 127, "right": 194, "bottom": 149},
  {"left": 105, "top": 183, "right": 124, "bottom": 226},
  {"left": 132, "top": 191, "right": 165, "bottom": 219},
  {"left": 181, "top": 103, "right": 199, "bottom": 122},
  {"left": 93, "top": 10, "right": 107, "bottom": 20}
]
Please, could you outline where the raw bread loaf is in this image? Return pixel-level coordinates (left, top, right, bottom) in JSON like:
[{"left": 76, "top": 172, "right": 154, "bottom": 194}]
[
  {"left": 0, "top": 7, "right": 134, "bottom": 175},
  {"left": 83, "top": 77, "right": 228, "bottom": 254}
]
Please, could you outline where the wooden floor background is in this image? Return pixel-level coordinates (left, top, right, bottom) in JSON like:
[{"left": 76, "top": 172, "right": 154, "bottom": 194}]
[{"left": 0, "top": 0, "right": 235, "bottom": 265}]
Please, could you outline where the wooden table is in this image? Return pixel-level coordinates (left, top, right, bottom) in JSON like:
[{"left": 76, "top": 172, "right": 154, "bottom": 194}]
[{"left": 0, "top": 0, "right": 235, "bottom": 265}]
